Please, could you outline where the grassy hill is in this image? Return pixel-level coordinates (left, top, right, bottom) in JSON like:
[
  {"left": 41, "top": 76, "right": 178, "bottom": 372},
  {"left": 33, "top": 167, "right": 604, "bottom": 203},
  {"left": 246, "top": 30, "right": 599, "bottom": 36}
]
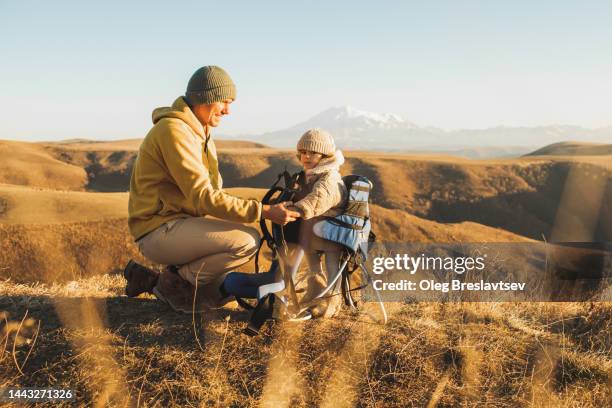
[
  {"left": 0, "top": 140, "right": 87, "bottom": 190},
  {"left": 0, "top": 139, "right": 269, "bottom": 192},
  {"left": 0, "top": 139, "right": 610, "bottom": 407},
  {"left": 0, "top": 184, "right": 127, "bottom": 224},
  {"left": 45, "top": 138, "right": 268, "bottom": 151},
  {"left": 525, "top": 141, "right": 612, "bottom": 157},
  {"left": 0, "top": 186, "right": 532, "bottom": 283},
  {"left": 1, "top": 138, "right": 609, "bottom": 241}
]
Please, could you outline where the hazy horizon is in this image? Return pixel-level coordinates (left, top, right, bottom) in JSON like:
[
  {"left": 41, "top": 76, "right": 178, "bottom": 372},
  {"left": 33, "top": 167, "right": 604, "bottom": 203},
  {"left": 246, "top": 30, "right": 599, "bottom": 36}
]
[
  {"left": 1, "top": 1, "right": 612, "bottom": 141},
  {"left": 2, "top": 104, "right": 611, "bottom": 144}
]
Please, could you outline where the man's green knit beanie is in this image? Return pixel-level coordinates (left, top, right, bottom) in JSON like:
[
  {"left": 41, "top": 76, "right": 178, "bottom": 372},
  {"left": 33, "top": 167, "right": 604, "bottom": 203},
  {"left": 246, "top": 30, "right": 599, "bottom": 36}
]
[{"left": 185, "top": 66, "right": 236, "bottom": 106}]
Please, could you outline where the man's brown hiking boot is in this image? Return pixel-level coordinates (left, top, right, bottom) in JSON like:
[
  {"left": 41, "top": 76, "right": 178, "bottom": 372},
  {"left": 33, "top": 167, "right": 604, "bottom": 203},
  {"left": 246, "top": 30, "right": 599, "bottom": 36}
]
[
  {"left": 152, "top": 269, "right": 200, "bottom": 314},
  {"left": 123, "top": 260, "right": 159, "bottom": 298}
]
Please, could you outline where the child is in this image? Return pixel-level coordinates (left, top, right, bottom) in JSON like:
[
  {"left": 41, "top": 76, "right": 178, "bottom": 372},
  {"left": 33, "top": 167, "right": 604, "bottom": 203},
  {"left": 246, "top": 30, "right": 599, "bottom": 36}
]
[
  {"left": 290, "top": 128, "right": 348, "bottom": 318},
  {"left": 219, "top": 128, "right": 347, "bottom": 318}
]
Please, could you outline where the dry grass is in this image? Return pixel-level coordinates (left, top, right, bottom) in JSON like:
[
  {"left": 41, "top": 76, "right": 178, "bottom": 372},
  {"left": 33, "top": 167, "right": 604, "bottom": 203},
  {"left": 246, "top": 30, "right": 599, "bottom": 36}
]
[
  {"left": 0, "top": 278, "right": 609, "bottom": 407},
  {"left": 2, "top": 219, "right": 605, "bottom": 405},
  {"left": 1, "top": 245, "right": 609, "bottom": 406},
  {"left": 0, "top": 219, "right": 145, "bottom": 283}
]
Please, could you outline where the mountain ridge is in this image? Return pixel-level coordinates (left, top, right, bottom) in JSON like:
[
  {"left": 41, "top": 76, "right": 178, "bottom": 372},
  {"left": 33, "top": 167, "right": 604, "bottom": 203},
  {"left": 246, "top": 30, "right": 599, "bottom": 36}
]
[{"left": 232, "top": 106, "right": 612, "bottom": 153}]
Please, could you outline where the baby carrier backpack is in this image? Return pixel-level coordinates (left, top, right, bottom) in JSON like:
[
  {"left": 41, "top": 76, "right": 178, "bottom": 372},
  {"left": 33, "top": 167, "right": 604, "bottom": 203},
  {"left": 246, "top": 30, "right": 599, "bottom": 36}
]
[{"left": 241, "top": 170, "right": 387, "bottom": 336}]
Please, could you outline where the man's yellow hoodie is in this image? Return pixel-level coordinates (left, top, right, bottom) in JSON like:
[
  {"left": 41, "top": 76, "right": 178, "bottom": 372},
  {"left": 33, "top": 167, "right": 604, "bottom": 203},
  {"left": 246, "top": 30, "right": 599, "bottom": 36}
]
[{"left": 128, "top": 97, "right": 262, "bottom": 241}]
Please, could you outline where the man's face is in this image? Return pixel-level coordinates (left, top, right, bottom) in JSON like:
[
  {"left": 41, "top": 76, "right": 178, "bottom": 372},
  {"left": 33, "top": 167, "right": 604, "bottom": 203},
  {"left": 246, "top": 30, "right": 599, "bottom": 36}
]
[{"left": 193, "top": 99, "right": 233, "bottom": 128}]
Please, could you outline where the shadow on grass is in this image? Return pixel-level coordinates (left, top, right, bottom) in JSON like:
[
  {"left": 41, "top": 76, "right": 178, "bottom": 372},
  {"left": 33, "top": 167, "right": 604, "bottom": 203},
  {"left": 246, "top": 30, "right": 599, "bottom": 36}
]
[
  {"left": 1, "top": 295, "right": 253, "bottom": 352},
  {"left": 0, "top": 294, "right": 275, "bottom": 406}
]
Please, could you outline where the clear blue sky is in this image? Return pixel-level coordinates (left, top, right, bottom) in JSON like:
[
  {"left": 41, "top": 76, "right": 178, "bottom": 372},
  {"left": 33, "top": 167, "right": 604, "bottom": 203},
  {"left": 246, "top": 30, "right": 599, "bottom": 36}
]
[{"left": 1, "top": 0, "right": 611, "bottom": 140}]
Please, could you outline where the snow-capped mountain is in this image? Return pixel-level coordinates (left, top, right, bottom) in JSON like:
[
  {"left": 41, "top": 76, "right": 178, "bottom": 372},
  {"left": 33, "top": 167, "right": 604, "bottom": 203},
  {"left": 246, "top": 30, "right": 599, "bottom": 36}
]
[
  {"left": 236, "top": 106, "right": 612, "bottom": 154},
  {"left": 254, "top": 106, "right": 433, "bottom": 149},
  {"left": 311, "top": 106, "right": 418, "bottom": 131}
]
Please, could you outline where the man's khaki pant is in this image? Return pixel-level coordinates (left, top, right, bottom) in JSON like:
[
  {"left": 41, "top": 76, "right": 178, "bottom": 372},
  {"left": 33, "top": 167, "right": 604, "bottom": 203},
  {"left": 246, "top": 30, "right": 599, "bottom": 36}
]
[{"left": 137, "top": 217, "right": 260, "bottom": 293}]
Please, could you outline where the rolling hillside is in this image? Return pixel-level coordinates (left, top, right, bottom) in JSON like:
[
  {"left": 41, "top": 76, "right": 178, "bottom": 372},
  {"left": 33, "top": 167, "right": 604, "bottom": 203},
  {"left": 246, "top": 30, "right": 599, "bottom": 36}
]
[
  {"left": 0, "top": 184, "right": 127, "bottom": 224},
  {"left": 0, "top": 185, "right": 531, "bottom": 283},
  {"left": 525, "top": 141, "right": 612, "bottom": 156},
  {"left": 1, "top": 139, "right": 610, "bottom": 242},
  {"left": 0, "top": 138, "right": 609, "bottom": 407},
  {"left": 0, "top": 140, "right": 87, "bottom": 190}
]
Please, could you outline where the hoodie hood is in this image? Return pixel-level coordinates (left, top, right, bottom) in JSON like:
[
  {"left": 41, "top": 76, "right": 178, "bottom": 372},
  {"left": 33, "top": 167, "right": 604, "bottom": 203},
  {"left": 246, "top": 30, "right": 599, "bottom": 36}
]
[
  {"left": 152, "top": 97, "right": 207, "bottom": 139},
  {"left": 305, "top": 149, "right": 345, "bottom": 178}
]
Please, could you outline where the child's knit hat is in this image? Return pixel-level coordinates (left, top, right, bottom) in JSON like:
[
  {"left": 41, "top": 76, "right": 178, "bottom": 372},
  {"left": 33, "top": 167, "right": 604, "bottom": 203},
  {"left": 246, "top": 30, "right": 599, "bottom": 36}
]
[{"left": 297, "top": 128, "right": 336, "bottom": 156}]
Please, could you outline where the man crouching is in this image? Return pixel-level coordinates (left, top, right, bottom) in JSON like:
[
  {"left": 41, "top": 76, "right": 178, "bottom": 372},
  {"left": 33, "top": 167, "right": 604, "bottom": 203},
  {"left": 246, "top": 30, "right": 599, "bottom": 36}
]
[{"left": 124, "top": 65, "right": 300, "bottom": 312}]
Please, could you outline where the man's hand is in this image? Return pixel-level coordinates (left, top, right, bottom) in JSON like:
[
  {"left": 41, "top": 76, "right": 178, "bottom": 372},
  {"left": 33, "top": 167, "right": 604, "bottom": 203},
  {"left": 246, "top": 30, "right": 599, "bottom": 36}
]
[{"left": 262, "top": 201, "right": 302, "bottom": 225}]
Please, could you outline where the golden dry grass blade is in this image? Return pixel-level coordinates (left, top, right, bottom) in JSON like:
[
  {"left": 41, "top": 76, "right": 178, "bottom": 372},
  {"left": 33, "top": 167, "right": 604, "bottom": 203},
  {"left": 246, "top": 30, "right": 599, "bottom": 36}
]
[
  {"left": 260, "top": 322, "right": 306, "bottom": 408},
  {"left": 53, "top": 297, "right": 132, "bottom": 407}
]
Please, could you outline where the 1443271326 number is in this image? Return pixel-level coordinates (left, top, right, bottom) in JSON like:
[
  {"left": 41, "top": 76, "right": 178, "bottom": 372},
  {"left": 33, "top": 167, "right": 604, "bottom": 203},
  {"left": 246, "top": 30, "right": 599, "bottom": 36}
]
[{"left": 0, "top": 387, "right": 75, "bottom": 402}]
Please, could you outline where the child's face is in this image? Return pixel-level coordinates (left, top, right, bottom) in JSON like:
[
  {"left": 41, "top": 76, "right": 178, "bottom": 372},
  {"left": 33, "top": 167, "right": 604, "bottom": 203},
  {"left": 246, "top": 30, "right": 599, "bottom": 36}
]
[{"left": 298, "top": 150, "right": 323, "bottom": 170}]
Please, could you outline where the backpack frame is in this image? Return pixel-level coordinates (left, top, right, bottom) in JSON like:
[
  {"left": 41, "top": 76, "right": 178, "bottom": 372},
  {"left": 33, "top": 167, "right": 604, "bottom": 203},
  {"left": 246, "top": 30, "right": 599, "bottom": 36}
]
[{"left": 241, "top": 170, "right": 387, "bottom": 336}]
